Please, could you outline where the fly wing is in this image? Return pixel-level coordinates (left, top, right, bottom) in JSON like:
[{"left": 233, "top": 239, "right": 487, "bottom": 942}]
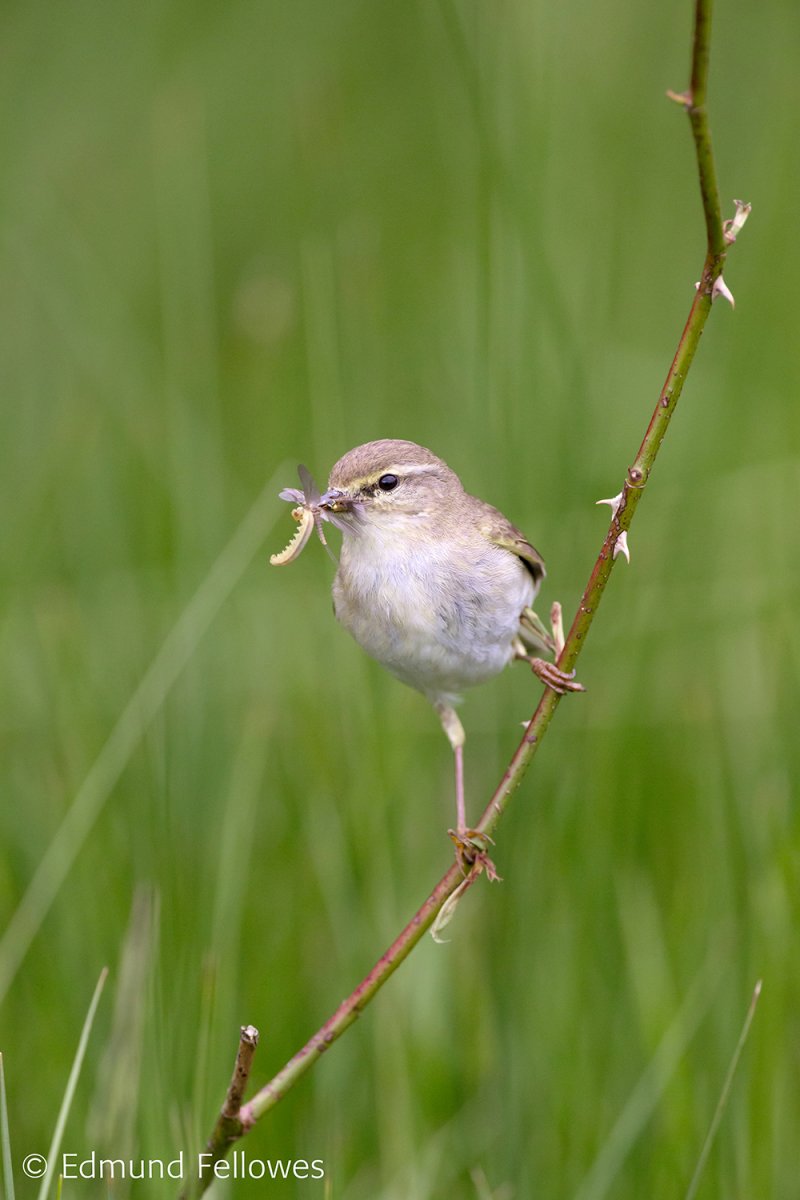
[{"left": 297, "top": 464, "right": 321, "bottom": 507}]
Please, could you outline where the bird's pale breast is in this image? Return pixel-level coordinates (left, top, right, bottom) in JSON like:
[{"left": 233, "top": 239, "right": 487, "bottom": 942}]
[{"left": 332, "top": 517, "right": 534, "bottom": 705}]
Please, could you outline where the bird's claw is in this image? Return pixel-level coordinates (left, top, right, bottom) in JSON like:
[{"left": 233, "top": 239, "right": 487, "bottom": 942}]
[
  {"left": 448, "top": 828, "right": 500, "bottom": 880},
  {"left": 529, "top": 657, "right": 586, "bottom": 695},
  {"left": 518, "top": 603, "right": 584, "bottom": 693}
]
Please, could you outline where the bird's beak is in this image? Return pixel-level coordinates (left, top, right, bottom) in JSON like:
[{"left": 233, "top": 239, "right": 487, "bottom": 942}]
[{"left": 319, "top": 488, "right": 352, "bottom": 513}]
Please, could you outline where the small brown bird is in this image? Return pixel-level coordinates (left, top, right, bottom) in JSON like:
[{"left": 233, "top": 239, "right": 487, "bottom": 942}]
[{"left": 274, "top": 440, "right": 583, "bottom": 834}]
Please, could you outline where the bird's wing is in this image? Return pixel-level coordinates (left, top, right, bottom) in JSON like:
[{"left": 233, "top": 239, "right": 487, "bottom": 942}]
[{"left": 475, "top": 502, "right": 546, "bottom": 587}]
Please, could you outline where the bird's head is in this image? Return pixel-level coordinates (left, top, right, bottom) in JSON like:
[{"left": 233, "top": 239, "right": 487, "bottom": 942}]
[{"left": 321, "top": 440, "right": 464, "bottom": 530}]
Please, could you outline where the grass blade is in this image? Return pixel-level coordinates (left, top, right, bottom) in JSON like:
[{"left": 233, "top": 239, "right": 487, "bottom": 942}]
[
  {"left": 0, "top": 469, "right": 287, "bottom": 1006},
  {"left": 1, "top": 1052, "right": 16, "bottom": 1200},
  {"left": 684, "top": 979, "right": 763, "bottom": 1200},
  {"left": 573, "top": 955, "right": 721, "bottom": 1200},
  {"left": 36, "top": 968, "right": 108, "bottom": 1200}
]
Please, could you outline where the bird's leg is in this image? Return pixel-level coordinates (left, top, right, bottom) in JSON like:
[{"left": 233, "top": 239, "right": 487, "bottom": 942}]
[
  {"left": 454, "top": 743, "right": 465, "bottom": 833},
  {"left": 435, "top": 702, "right": 467, "bottom": 834},
  {"left": 519, "top": 605, "right": 556, "bottom": 654},
  {"left": 435, "top": 702, "right": 498, "bottom": 877},
  {"left": 517, "top": 602, "right": 585, "bottom": 695}
]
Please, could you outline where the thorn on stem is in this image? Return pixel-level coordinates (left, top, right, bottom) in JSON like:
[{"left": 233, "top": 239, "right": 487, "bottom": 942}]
[
  {"left": 613, "top": 530, "right": 630, "bottom": 563},
  {"left": 711, "top": 274, "right": 735, "bottom": 308},
  {"left": 596, "top": 491, "right": 623, "bottom": 520}
]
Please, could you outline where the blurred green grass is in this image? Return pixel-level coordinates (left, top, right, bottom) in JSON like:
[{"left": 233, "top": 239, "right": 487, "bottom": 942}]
[{"left": 1, "top": 0, "right": 799, "bottom": 1196}]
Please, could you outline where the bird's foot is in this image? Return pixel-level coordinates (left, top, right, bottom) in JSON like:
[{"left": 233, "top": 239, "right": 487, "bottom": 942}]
[
  {"left": 431, "top": 838, "right": 501, "bottom": 941},
  {"left": 521, "top": 600, "right": 568, "bottom": 653},
  {"left": 448, "top": 828, "right": 501, "bottom": 881},
  {"left": 518, "top": 603, "right": 584, "bottom": 693},
  {"left": 528, "top": 657, "right": 586, "bottom": 695}
]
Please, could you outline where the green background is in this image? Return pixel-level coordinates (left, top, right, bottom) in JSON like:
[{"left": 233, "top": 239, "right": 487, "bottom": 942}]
[{"left": 1, "top": 0, "right": 798, "bottom": 1196}]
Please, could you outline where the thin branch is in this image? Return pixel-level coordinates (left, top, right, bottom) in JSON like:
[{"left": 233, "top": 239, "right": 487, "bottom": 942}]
[
  {"left": 240, "top": 863, "right": 475, "bottom": 1127},
  {"left": 689, "top": 0, "right": 726, "bottom": 259},
  {"left": 219, "top": 1025, "right": 259, "bottom": 1127},
  {"left": 189, "top": 0, "right": 748, "bottom": 1187},
  {"left": 183, "top": 1026, "right": 259, "bottom": 1199}
]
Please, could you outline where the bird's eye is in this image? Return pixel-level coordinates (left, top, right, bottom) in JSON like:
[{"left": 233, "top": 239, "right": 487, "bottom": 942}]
[{"left": 377, "top": 474, "right": 399, "bottom": 492}]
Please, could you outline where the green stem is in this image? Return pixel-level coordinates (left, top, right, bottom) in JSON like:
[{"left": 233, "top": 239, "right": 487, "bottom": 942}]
[
  {"left": 189, "top": 0, "right": 742, "bottom": 1188},
  {"left": 476, "top": 0, "right": 729, "bottom": 835},
  {"left": 240, "top": 864, "right": 466, "bottom": 1127},
  {"left": 689, "top": 0, "right": 726, "bottom": 260},
  {"left": 477, "top": 283, "right": 714, "bottom": 837}
]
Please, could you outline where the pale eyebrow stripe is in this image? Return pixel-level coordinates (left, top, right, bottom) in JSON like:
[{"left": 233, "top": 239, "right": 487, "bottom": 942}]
[
  {"left": 347, "top": 463, "right": 440, "bottom": 490},
  {"left": 389, "top": 463, "right": 440, "bottom": 477}
]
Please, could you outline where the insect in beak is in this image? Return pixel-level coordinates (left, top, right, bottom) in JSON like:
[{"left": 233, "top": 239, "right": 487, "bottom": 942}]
[
  {"left": 269, "top": 503, "right": 316, "bottom": 566},
  {"left": 270, "top": 466, "right": 352, "bottom": 566}
]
